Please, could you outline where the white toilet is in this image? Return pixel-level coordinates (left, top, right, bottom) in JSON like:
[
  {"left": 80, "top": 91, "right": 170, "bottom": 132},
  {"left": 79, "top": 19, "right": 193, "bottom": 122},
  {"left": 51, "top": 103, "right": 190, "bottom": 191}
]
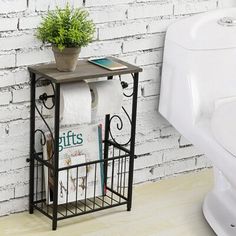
[{"left": 159, "top": 8, "right": 236, "bottom": 236}]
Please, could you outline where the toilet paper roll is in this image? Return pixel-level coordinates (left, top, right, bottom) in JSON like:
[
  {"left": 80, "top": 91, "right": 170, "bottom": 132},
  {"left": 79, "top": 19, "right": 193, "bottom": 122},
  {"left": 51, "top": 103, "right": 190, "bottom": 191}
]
[
  {"left": 89, "top": 80, "right": 123, "bottom": 118},
  {"left": 60, "top": 81, "right": 91, "bottom": 125}
]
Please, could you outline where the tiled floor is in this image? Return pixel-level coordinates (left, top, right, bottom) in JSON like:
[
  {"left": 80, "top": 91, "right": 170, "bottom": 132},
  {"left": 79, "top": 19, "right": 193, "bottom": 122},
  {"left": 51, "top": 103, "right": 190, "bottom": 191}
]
[{"left": 0, "top": 169, "right": 216, "bottom": 236}]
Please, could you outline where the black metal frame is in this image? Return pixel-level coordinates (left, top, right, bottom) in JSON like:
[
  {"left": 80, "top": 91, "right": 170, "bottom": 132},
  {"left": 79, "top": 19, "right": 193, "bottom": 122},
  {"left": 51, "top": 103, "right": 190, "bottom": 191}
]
[{"left": 28, "top": 71, "right": 139, "bottom": 230}]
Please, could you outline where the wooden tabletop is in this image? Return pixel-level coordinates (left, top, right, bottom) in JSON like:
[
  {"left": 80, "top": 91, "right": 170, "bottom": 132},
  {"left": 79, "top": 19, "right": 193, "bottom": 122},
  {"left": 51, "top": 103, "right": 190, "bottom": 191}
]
[{"left": 28, "top": 57, "right": 142, "bottom": 83}]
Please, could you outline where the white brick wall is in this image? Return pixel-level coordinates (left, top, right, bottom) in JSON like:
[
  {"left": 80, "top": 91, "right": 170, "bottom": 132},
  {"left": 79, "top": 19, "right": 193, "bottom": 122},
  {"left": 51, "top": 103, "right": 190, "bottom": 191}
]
[
  {"left": 218, "top": 0, "right": 236, "bottom": 7},
  {"left": 128, "top": 3, "right": 173, "bottom": 19},
  {"left": 0, "top": 34, "right": 41, "bottom": 51},
  {"left": 0, "top": 53, "right": 15, "bottom": 69},
  {"left": 0, "top": 0, "right": 27, "bottom": 14},
  {"left": 99, "top": 22, "right": 147, "bottom": 40},
  {"left": 18, "top": 16, "right": 42, "bottom": 30},
  {"left": 0, "top": 18, "right": 18, "bottom": 32},
  {"left": 0, "top": 91, "right": 11, "bottom": 105},
  {"left": 0, "top": 0, "right": 233, "bottom": 216}
]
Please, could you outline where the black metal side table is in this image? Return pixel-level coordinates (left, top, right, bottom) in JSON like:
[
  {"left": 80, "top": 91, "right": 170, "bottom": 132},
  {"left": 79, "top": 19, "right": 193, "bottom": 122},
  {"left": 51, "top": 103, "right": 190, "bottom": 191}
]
[{"left": 28, "top": 57, "right": 142, "bottom": 230}]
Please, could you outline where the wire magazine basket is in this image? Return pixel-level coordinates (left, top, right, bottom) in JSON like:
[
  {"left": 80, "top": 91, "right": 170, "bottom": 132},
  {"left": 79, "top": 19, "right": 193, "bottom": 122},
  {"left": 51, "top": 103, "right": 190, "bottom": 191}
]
[{"left": 33, "top": 142, "right": 130, "bottom": 220}]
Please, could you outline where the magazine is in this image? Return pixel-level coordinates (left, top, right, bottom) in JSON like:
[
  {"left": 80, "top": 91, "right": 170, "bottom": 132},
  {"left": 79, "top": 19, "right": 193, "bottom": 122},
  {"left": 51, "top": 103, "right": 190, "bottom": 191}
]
[
  {"left": 43, "top": 124, "right": 104, "bottom": 205},
  {"left": 88, "top": 57, "right": 128, "bottom": 71}
]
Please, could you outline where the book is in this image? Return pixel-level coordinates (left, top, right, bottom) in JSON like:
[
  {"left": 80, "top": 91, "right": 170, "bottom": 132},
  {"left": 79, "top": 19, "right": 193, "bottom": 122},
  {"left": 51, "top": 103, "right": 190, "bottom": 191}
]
[
  {"left": 43, "top": 124, "right": 104, "bottom": 205},
  {"left": 88, "top": 58, "right": 128, "bottom": 71}
]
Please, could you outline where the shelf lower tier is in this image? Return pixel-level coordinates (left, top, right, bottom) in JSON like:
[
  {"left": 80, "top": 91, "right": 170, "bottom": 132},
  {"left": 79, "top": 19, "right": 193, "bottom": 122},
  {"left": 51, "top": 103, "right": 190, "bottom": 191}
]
[
  {"left": 31, "top": 141, "right": 131, "bottom": 225},
  {"left": 33, "top": 188, "right": 128, "bottom": 221}
]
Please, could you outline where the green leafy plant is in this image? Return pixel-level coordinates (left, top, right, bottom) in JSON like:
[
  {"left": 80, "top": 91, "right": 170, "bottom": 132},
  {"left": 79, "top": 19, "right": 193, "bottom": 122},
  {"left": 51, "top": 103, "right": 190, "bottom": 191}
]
[{"left": 36, "top": 4, "right": 95, "bottom": 51}]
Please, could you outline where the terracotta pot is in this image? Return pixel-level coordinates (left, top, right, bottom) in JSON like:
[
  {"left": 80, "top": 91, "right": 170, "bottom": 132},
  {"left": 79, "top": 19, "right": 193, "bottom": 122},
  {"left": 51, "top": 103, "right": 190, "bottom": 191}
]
[{"left": 52, "top": 46, "right": 81, "bottom": 72}]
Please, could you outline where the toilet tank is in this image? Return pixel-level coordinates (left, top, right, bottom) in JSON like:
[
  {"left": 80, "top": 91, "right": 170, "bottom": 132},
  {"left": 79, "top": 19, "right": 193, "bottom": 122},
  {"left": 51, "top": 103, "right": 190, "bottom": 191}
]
[{"left": 159, "top": 8, "right": 236, "bottom": 131}]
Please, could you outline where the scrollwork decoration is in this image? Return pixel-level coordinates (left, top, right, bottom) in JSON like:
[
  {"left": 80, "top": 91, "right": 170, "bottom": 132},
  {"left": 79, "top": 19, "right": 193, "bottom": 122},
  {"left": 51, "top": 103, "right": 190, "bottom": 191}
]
[
  {"left": 119, "top": 75, "right": 134, "bottom": 98},
  {"left": 109, "top": 74, "right": 135, "bottom": 146},
  {"left": 34, "top": 77, "right": 55, "bottom": 160}
]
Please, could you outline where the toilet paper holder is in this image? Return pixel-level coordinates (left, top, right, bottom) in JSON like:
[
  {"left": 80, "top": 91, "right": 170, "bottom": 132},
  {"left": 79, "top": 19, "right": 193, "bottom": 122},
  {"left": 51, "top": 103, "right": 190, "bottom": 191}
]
[
  {"left": 38, "top": 80, "right": 129, "bottom": 102},
  {"left": 39, "top": 93, "right": 54, "bottom": 102},
  {"left": 28, "top": 58, "right": 142, "bottom": 230},
  {"left": 121, "top": 81, "right": 128, "bottom": 89}
]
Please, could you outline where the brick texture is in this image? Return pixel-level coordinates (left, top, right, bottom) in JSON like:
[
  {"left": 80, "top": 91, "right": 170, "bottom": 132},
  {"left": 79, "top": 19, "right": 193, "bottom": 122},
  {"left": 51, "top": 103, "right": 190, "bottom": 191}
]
[{"left": 0, "top": 0, "right": 232, "bottom": 216}]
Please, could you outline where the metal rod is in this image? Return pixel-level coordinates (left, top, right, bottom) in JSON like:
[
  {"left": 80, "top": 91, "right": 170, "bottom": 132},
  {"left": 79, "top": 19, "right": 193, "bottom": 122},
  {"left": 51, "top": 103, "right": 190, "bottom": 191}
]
[
  {"left": 29, "top": 72, "right": 36, "bottom": 214},
  {"left": 36, "top": 160, "right": 39, "bottom": 203},
  {"left": 78, "top": 199, "right": 92, "bottom": 211},
  {"left": 93, "top": 163, "right": 97, "bottom": 209},
  {"left": 127, "top": 72, "right": 139, "bottom": 211},
  {"left": 103, "top": 75, "right": 113, "bottom": 190},
  {"left": 58, "top": 154, "right": 129, "bottom": 171},
  {"left": 106, "top": 187, "right": 128, "bottom": 201},
  {"left": 41, "top": 162, "right": 44, "bottom": 210},
  {"left": 104, "top": 140, "right": 130, "bottom": 154},
  {"left": 70, "top": 202, "right": 83, "bottom": 213},
  {"left": 117, "top": 152, "right": 121, "bottom": 193},
  {"left": 57, "top": 202, "right": 127, "bottom": 221},
  {"left": 49, "top": 204, "right": 65, "bottom": 217},
  {"left": 75, "top": 167, "right": 78, "bottom": 214},
  {"left": 60, "top": 203, "right": 74, "bottom": 215},
  {"left": 119, "top": 150, "right": 123, "bottom": 202},
  {"left": 34, "top": 152, "right": 53, "bottom": 169},
  {"left": 34, "top": 205, "right": 53, "bottom": 220},
  {"left": 33, "top": 199, "right": 46, "bottom": 204},
  {"left": 123, "top": 156, "right": 127, "bottom": 197},
  {"left": 110, "top": 148, "right": 115, "bottom": 205},
  {"left": 87, "top": 198, "right": 101, "bottom": 208},
  {"left": 84, "top": 165, "right": 88, "bottom": 212},
  {"left": 52, "top": 83, "right": 60, "bottom": 230},
  {"left": 105, "top": 194, "right": 120, "bottom": 204},
  {"left": 104, "top": 116, "right": 110, "bottom": 189},
  {"left": 96, "top": 196, "right": 111, "bottom": 206},
  {"left": 66, "top": 169, "right": 69, "bottom": 216}
]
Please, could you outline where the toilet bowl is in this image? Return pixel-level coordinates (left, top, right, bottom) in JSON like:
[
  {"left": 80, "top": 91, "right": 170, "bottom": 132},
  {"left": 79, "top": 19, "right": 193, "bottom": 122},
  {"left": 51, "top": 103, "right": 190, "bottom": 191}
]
[{"left": 159, "top": 7, "right": 236, "bottom": 236}]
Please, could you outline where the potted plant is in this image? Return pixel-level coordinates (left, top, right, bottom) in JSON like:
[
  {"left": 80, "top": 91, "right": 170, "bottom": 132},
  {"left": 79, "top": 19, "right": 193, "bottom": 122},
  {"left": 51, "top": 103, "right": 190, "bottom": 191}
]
[{"left": 36, "top": 4, "right": 95, "bottom": 72}]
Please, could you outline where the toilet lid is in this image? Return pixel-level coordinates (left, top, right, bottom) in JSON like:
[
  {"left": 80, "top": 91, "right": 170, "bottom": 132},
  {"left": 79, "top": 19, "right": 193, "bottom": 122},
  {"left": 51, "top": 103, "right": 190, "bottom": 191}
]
[{"left": 211, "top": 100, "right": 236, "bottom": 156}]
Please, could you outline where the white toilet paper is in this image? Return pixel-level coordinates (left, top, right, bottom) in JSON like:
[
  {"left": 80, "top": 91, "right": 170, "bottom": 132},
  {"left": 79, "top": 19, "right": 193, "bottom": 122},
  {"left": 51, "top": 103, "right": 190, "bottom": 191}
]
[
  {"left": 60, "top": 81, "right": 91, "bottom": 125},
  {"left": 89, "top": 80, "right": 123, "bottom": 118}
]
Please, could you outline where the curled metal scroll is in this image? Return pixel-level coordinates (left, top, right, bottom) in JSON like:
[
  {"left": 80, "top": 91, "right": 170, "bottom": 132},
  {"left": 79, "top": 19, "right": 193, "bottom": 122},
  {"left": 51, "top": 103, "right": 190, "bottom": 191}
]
[
  {"left": 34, "top": 129, "right": 46, "bottom": 146},
  {"left": 109, "top": 74, "right": 135, "bottom": 146},
  {"left": 109, "top": 107, "right": 132, "bottom": 146},
  {"left": 34, "top": 77, "right": 55, "bottom": 160},
  {"left": 119, "top": 75, "right": 134, "bottom": 98},
  {"left": 36, "top": 77, "right": 55, "bottom": 110}
]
